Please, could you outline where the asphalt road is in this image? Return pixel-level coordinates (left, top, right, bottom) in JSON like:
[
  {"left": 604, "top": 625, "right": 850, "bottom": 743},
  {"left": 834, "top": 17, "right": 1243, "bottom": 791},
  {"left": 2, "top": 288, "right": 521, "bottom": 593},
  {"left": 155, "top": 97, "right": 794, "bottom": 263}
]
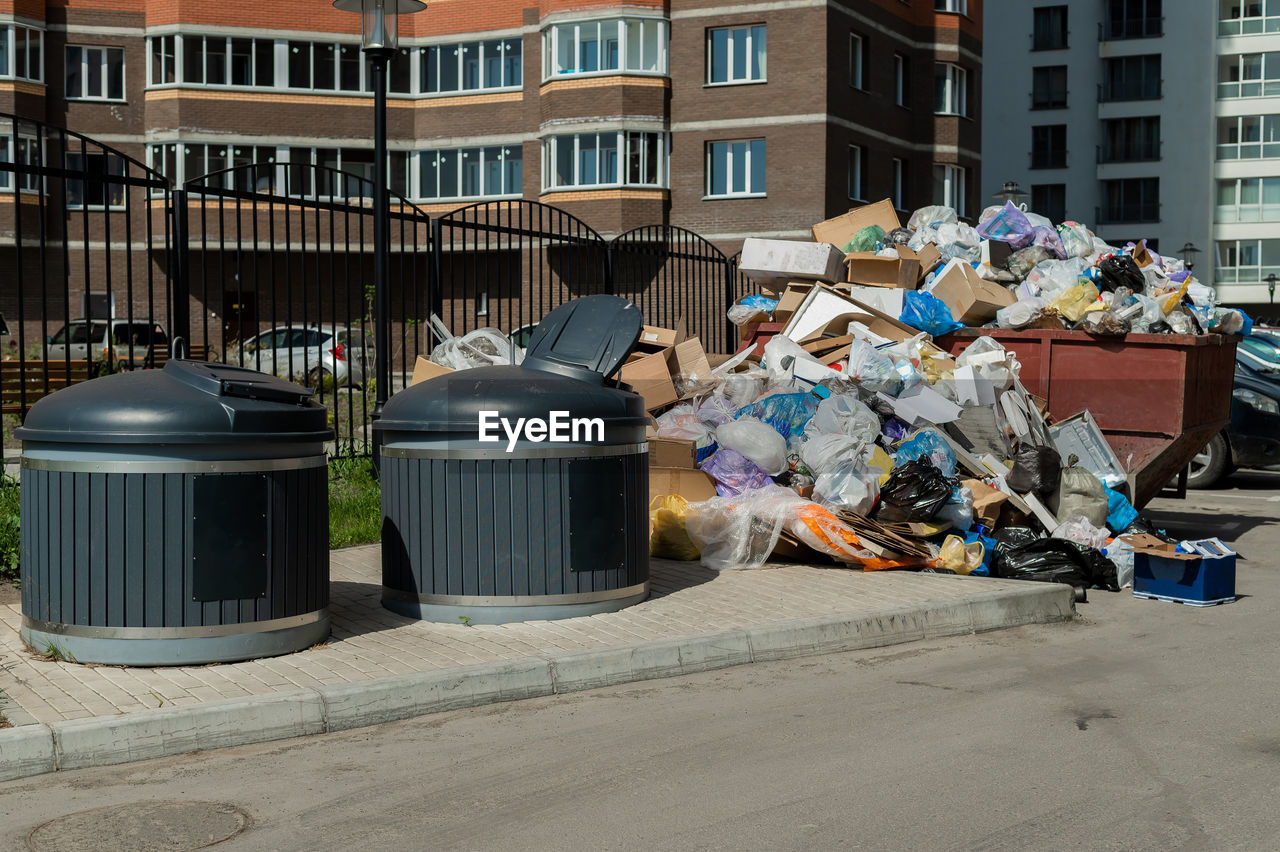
[{"left": 3, "top": 472, "right": 1279, "bottom": 852}]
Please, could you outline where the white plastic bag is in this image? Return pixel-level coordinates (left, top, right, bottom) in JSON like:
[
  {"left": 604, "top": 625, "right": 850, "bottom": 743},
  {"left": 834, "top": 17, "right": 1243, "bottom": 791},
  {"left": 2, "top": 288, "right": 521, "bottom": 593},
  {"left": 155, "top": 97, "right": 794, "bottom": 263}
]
[
  {"left": 805, "top": 394, "right": 881, "bottom": 443},
  {"left": 655, "top": 404, "right": 713, "bottom": 443},
  {"left": 716, "top": 417, "right": 788, "bottom": 475},
  {"left": 908, "top": 205, "right": 959, "bottom": 230},
  {"left": 1104, "top": 538, "right": 1135, "bottom": 589},
  {"left": 956, "top": 336, "right": 1020, "bottom": 391},
  {"left": 813, "top": 460, "right": 880, "bottom": 515},
  {"left": 846, "top": 340, "right": 903, "bottom": 395},
  {"left": 761, "top": 336, "right": 834, "bottom": 389},
  {"left": 429, "top": 327, "right": 522, "bottom": 370},
  {"left": 799, "top": 433, "right": 868, "bottom": 476},
  {"left": 1052, "top": 515, "right": 1111, "bottom": 550},
  {"left": 684, "top": 485, "right": 804, "bottom": 570}
]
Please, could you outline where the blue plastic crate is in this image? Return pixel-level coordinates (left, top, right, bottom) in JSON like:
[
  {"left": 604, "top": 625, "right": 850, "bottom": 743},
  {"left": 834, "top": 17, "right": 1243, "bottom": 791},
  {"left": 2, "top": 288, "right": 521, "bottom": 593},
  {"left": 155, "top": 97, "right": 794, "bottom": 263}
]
[{"left": 1132, "top": 546, "right": 1236, "bottom": 607}]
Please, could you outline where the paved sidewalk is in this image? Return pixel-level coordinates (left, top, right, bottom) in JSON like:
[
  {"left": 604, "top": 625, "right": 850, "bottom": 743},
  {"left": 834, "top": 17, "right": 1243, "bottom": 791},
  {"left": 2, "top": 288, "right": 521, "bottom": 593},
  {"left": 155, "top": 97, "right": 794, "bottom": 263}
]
[{"left": 0, "top": 545, "right": 1074, "bottom": 780}]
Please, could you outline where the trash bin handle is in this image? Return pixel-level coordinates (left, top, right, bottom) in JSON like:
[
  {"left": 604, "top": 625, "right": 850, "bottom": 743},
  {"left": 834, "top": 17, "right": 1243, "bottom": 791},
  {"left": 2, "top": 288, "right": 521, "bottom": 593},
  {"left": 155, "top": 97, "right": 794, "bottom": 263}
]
[{"left": 172, "top": 337, "right": 188, "bottom": 360}]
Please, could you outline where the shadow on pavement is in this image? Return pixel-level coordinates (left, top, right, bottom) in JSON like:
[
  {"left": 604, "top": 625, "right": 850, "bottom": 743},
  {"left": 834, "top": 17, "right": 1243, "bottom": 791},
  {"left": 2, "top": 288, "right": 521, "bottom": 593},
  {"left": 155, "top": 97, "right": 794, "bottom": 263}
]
[{"left": 1142, "top": 507, "right": 1276, "bottom": 546}]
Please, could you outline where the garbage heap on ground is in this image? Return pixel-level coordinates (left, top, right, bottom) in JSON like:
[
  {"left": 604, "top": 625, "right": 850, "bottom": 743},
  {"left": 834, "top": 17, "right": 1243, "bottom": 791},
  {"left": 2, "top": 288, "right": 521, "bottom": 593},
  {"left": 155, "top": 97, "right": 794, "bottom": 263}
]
[{"left": 643, "top": 198, "right": 1247, "bottom": 598}]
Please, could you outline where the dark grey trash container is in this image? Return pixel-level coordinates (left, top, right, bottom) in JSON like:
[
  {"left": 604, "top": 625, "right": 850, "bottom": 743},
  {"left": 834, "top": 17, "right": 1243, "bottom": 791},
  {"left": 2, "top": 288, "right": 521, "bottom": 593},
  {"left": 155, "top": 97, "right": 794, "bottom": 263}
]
[
  {"left": 16, "top": 360, "right": 334, "bottom": 665},
  {"left": 376, "top": 295, "right": 650, "bottom": 624}
]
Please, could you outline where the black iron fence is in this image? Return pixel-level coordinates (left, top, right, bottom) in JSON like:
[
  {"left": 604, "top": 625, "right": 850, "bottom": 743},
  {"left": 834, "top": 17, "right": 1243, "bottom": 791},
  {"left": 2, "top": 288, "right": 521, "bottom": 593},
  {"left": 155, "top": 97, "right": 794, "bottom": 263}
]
[{"left": 2, "top": 113, "right": 762, "bottom": 456}]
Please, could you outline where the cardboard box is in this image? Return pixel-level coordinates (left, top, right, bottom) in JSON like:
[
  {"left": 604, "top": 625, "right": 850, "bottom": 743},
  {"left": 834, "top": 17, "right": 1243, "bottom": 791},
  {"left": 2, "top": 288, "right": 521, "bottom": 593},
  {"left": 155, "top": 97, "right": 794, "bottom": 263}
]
[
  {"left": 637, "top": 324, "right": 680, "bottom": 350},
  {"left": 914, "top": 243, "right": 942, "bottom": 281},
  {"left": 811, "top": 198, "right": 902, "bottom": 253},
  {"left": 773, "top": 282, "right": 816, "bottom": 324},
  {"left": 929, "top": 259, "right": 1017, "bottom": 324},
  {"left": 1128, "top": 536, "right": 1237, "bottom": 605},
  {"left": 843, "top": 285, "right": 906, "bottom": 318},
  {"left": 782, "top": 283, "right": 920, "bottom": 348},
  {"left": 671, "top": 337, "right": 713, "bottom": 387},
  {"left": 620, "top": 351, "right": 679, "bottom": 411},
  {"left": 649, "top": 466, "right": 718, "bottom": 503},
  {"left": 647, "top": 436, "right": 698, "bottom": 469},
  {"left": 411, "top": 356, "right": 455, "bottom": 386},
  {"left": 979, "top": 239, "right": 1013, "bottom": 271},
  {"left": 844, "top": 245, "right": 920, "bottom": 290},
  {"left": 738, "top": 238, "right": 846, "bottom": 286}
]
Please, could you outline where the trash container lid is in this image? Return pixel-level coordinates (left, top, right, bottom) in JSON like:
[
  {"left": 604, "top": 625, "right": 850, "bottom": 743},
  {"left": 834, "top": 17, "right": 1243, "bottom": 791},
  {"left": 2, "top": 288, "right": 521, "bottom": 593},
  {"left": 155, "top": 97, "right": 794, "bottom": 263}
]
[
  {"left": 375, "top": 365, "right": 647, "bottom": 434},
  {"left": 522, "top": 295, "right": 643, "bottom": 383},
  {"left": 15, "top": 360, "right": 334, "bottom": 445}
]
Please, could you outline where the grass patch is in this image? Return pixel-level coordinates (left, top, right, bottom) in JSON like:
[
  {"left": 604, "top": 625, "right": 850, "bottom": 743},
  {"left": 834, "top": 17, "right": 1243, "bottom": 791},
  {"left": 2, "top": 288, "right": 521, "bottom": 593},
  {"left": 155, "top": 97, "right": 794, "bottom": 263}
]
[
  {"left": 0, "top": 473, "right": 18, "bottom": 584},
  {"left": 329, "top": 455, "right": 381, "bottom": 548}
]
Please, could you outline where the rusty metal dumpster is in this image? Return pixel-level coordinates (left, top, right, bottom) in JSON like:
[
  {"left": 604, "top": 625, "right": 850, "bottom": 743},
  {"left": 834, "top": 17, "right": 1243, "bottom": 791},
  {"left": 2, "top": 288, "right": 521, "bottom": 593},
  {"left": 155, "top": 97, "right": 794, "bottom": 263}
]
[{"left": 937, "top": 329, "right": 1238, "bottom": 510}]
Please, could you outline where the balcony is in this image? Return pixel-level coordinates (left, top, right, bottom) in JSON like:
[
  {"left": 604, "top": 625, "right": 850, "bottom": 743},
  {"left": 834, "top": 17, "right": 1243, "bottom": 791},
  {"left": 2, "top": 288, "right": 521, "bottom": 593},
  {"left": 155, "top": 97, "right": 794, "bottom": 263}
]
[
  {"left": 1218, "top": 16, "right": 1280, "bottom": 36},
  {"left": 1217, "top": 141, "right": 1280, "bottom": 160},
  {"left": 1098, "top": 81, "right": 1162, "bottom": 102},
  {"left": 1098, "top": 18, "right": 1163, "bottom": 41},
  {"left": 1215, "top": 204, "right": 1280, "bottom": 223},
  {"left": 1217, "top": 79, "right": 1280, "bottom": 99},
  {"left": 1097, "top": 143, "right": 1161, "bottom": 163},
  {"left": 1096, "top": 203, "right": 1160, "bottom": 225}
]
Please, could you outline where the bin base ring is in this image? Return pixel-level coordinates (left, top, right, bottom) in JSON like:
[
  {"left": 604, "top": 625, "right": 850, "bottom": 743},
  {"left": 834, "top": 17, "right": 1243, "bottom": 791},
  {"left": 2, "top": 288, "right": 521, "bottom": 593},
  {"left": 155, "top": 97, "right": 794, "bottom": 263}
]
[
  {"left": 382, "top": 585, "right": 649, "bottom": 624},
  {"left": 21, "top": 611, "right": 330, "bottom": 666}
]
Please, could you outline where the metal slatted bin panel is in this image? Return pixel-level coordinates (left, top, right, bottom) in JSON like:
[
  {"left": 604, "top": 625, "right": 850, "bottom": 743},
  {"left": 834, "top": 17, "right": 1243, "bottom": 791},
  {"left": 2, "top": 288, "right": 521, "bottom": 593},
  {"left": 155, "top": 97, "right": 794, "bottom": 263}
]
[
  {"left": 381, "top": 453, "right": 648, "bottom": 598},
  {"left": 19, "top": 466, "right": 327, "bottom": 627}
]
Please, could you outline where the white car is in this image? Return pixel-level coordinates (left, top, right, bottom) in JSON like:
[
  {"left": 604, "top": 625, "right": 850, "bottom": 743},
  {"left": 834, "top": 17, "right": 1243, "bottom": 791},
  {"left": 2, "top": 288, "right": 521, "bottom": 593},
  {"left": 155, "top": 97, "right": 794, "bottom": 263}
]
[
  {"left": 239, "top": 325, "right": 370, "bottom": 389},
  {"left": 46, "top": 319, "right": 169, "bottom": 367}
]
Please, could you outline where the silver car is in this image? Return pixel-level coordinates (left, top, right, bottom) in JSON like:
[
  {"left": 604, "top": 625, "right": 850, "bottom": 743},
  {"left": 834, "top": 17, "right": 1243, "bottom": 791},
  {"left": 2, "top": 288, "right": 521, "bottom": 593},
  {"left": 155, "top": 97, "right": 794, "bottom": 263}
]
[
  {"left": 46, "top": 319, "right": 169, "bottom": 368},
  {"left": 240, "top": 325, "right": 370, "bottom": 388}
]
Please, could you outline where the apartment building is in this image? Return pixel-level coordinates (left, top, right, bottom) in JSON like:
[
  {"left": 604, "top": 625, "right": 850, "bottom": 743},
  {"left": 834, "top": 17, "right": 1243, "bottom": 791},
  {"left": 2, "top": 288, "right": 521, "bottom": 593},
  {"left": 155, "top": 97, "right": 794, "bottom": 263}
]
[
  {"left": 984, "top": 0, "right": 1280, "bottom": 318},
  {"left": 2, "top": 0, "right": 983, "bottom": 260}
]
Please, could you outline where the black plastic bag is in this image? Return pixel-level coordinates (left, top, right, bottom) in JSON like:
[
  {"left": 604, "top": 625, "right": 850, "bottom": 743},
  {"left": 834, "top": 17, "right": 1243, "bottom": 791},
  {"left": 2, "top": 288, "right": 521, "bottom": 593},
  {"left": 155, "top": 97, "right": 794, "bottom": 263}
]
[
  {"left": 1122, "top": 515, "right": 1176, "bottom": 542},
  {"left": 885, "top": 227, "right": 913, "bottom": 246},
  {"left": 994, "top": 538, "right": 1119, "bottom": 592},
  {"left": 991, "top": 526, "right": 1041, "bottom": 559},
  {"left": 1005, "top": 444, "right": 1061, "bottom": 497},
  {"left": 874, "top": 458, "right": 955, "bottom": 523},
  {"left": 1097, "top": 255, "right": 1145, "bottom": 294}
]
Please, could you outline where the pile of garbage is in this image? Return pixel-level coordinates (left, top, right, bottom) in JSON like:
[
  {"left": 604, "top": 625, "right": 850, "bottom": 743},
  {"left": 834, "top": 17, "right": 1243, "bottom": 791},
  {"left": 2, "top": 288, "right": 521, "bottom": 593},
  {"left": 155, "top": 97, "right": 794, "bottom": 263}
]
[{"left": 643, "top": 199, "right": 1249, "bottom": 596}]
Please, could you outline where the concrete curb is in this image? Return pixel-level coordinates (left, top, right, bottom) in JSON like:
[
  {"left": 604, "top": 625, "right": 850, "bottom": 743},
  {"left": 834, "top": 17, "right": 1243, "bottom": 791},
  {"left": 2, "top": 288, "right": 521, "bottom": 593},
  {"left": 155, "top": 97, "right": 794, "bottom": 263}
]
[{"left": 0, "top": 582, "right": 1074, "bottom": 783}]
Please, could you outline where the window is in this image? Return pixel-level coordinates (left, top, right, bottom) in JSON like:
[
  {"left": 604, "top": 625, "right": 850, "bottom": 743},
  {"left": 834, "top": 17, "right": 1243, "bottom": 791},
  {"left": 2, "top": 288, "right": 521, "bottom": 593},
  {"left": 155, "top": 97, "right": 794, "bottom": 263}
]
[
  {"left": 894, "top": 53, "right": 908, "bottom": 106},
  {"left": 1218, "top": 52, "right": 1280, "bottom": 98},
  {"left": 1216, "top": 239, "right": 1280, "bottom": 283},
  {"left": 182, "top": 36, "right": 274, "bottom": 87},
  {"left": 934, "top": 63, "right": 967, "bottom": 115},
  {"left": 287, "top": 41, "right": 366, "bottom": 92},
  {"left": 0, "top": 134, "right": 42, "bottom": 193},
  {"left": 1101, "top": 55, "right": 1161, "bottom": 101},
  {"left": 1031, "top": 125, "right": 1067, "bottom": 168},
  {"left": 1216, "top": 177, "right": 1280, "bottom": 223},
  {"left": 65, "top": 46, "right": 125, "bottom": 100},
  {"left": 1104, "top": 0, "right": 1162, "bottom": 39},
  {"left": 706, "top": 139, "right": 765, "bottom": 197},
  {"left": 421, "top": 145, "right": 522, "bottom": 199},
  {"left": 848, "top": 145, "right": 863, "bottom": 201},
  {"left": 542, "top": 18, "right": 666, "bottom": 79},
  {"left": 849, "top": 33, "right": 865, "bottom": 89},
  {"left": 65, "top": 151, "right": 126, "bottom": 208},
  {"left": 707, "top": 25, "right": 765, "bottom": 84},
  {"left": 1031, "top": 65, "right": 1067, "bottom": 108},
  {"left": 1033, "top": 6, "right": 1068, "bottom": 50},
  {"left": 1219, "top": 0, "right": 1280, "bottom": 35},
  {"left": 1217, "top": 115, "right": 1280, "bottom": 160},
  {"left": 1031, "top": 184, "right": 1066, "bottom": 222},
  {"left": 1, "top": 25, "right": 44, "bottom": 82},
  {"left": 425, "top": 38, "right": 521, "bottom": 93},
  {"left": 933, "top": 163, "right": 966, "bottom": 213},
  {"left": 1102, "top": 116, "right": 1160, "bottom": 162},
  {"left": 1102, "top": 177, "right": 1159, "bottom": 223},
  {"left": 892, "top": 158, "right": 906, "bottom": 210},
  {"left": 149, "top": 35, "right": 176, "bottom": 85},
  {"left": 543, "top": 132, "right": 665, "bottom": 190},
  {"left": 935, "top": 0, "right": 968, "bottom": 12}
]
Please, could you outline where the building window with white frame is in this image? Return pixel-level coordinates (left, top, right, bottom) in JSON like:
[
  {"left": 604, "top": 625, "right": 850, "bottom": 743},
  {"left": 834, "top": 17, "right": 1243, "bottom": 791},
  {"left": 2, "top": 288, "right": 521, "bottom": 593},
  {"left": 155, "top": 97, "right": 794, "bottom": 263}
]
[
  {"left": 1216, "top": 114, "right": 1280, "bottom": 160},
  {"left": 1216, "top": 176, "right": 1280, "bottom": 223},
  {"left": 420, "top": 145, "right": 522, "bottom": 200},
  {"left": 849, "top": 33, "right": 865, "bottom": 89},
  {"left": 543, "top": 131, "right": 665, "bottom": 190},
  {"left": 935, "top": 0, "right": 967, "bottom": 13},
  {"left": 0, "top": 134, "right": 42, "bottom": 193},
  {"left": 423, "top": 38, "right": 521, "bottom": 94},
  {"left": 933, "top": 163, "right": 966, "bottom": 213},
  {"left": 287, "top": 41, "right": 367, "bottom": 92},
  {"left": 707, "top": 24, "right": 765, "bottom": 85},
  {"left": 894, "top": 53, "right": 908, "bottom": 106},
  {"left": 706, "top": 138, "right": 765, "bottom": 198},
  {"left": 149, "top": 35, "right": 176, "bottom": 85},
  {"left": 934, "top": 63, "right": 967, "bottom": 115},
  {"left": 65, "top": 150, "right": 126, "bottom": 208},
  {"left": 542, "top": 18, "right": 667, "bottom": 79},
  {"left": 892, "top": 158, "right": 906, "bottom": 210},
  {"left": 1, "top": 25, "right": 44, "bottom": 82},
  {"left": 181, "top": 36, "right": 274, "bottom": 87},
  {"left": 65, "top": 46, "right": 125, "bottom": 101},
  {"left": 1215, "top": 239, "right": 1280, "bottom": 283},
  {"left": 848, "top": 145, "right": 863, "bottom": 201}
]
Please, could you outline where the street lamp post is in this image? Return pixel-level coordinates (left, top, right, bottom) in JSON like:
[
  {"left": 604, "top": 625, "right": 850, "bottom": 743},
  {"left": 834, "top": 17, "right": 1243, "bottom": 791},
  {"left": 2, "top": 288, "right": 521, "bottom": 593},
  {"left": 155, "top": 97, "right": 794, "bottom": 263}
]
[
  {"left": 992, "top": 181, "right": 1028, "bottom": 207},
  {"left": 333, "top": 0, "right": 425, "bottom": 474},
  {"left": 1179, "top": 242, "right": 1201, "bottom": 271},
  {"left": 1267, "top": 273, "right": 1277, "bottom": 304}
]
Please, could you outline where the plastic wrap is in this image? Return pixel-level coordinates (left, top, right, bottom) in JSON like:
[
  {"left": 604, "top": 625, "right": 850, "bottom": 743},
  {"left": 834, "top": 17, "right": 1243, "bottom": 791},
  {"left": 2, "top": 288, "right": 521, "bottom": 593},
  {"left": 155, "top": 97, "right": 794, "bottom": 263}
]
[
  {"left": 799, "top": 432, "right": 868, "bottom": 476},
  {"left": 1049, "top": 280, "right": 1103, "bottom": 322},
  {"left": 1104, "top": 485, "right": 1140, "bottom": 532},
  {"left": 701, "top": 448, "right": 774, "bottom": 496},
  {"left": 649, "top": 495, "right": 700, "bottom": 560},
  {"left": 940, "top": 535, "right": 985, "bottom": 576},
  {"left": 735, "top": 392, "right": 820, "bottom": 444},
  {"left": 894, "top": 428, "right": 958, "bottom": 475},
  {"left": 806, "top": 394, "right": 882, "bottom": 443},
  {"left": 1051, "top": 515, "right": 1111, "bottom": 550},
  {"left": 813, "top": 459, "right": 880, "bottom": 515},
  {"left": 430, "top": 328, "right": 523, "bottom": 370},
  {"left": 1007, "top": 245, "right": 1056, "bottom": 279},
  {"left": 1057, "top": 222, "right": 1095, "bottom": 258},
  {"left": 934, "top": 485, "right": 975, "bottom": 531},
  {"left": 976, "top": 202, "right": 1035, "bottom": 248},
  {"left": 849, "top": 224, "right": 886, "bottom": 252},
  {"left": 684, "top": 485, "right": 800, "bottom": 570},
  {"left": 908, "top": 205, "right": 958, "bottom": 230},
  {"left": 716, "top": 417, "right": 789, "bottom": 475},
  {"left": 846, "top": 340, "right": 904, "bottom": 395},
  {"left": 995, "top": 297, "right": 1047, "bottom": 329}
]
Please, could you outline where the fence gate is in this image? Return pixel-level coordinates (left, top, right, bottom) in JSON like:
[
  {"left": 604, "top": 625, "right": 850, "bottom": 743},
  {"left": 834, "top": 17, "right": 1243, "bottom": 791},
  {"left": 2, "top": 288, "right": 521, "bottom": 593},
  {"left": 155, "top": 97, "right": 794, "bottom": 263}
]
[
  {"left": 0, "top": 113, "right": 174, "bottom": 423},
  {"left": 180, "top": 163, "right": 432, "bottom": 456},
  {"left": 434, "top": 200, "right": 610, "bottom": 345}
]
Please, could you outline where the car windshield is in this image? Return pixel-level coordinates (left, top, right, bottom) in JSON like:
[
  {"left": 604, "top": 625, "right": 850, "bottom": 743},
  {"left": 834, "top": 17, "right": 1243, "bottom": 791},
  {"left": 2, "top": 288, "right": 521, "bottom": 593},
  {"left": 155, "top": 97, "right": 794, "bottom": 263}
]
[
  {"left": 49, "top": 322, "right": 105, "bottom": 344},
  {"left": 1241, "top": 337, "right": 1280, "bottom": 365}
]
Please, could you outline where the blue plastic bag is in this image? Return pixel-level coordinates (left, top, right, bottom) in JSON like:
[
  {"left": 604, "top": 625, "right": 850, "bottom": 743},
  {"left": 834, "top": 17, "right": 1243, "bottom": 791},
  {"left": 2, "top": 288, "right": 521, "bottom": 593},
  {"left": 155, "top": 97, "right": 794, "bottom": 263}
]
[
  {"left": 962, "top": 528, "right": 997, "bottom": 576},
  {"left": 900, "top": 290, "right": 964, "bottom": 337},
  {"left": 1242, "top": 311, "right": 1255, "bottom": 337},
  {"left": 740, "top": 294, "right": 779, "bottom": 313},
  {"left": 700, "top": 448, "right": 773, "bottom": 497},
  {"left": 734, "top": 393, "right": 819, "bottom": 441},
  {"left": 976, "top": 201, "right": 1034, "bottom": 249},
  {"left": 1104, "top": 485, "right": 1139, "bottom": 532},
  {"left": 895, "top": 428, "right": 957, "bottom": 476}
]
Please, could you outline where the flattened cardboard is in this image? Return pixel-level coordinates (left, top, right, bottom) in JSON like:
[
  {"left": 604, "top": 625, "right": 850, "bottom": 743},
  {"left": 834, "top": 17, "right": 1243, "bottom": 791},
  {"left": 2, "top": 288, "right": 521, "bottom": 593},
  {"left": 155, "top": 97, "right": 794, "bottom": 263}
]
[
  {"left": 411, "top": 356, "right": 454, "bottom": 386},
  {"left": 648, "top": 436, "right": 698, "bottom": 469},
  {"left": 773, "top": 282, "right": 816, "bottom": 324},
  {"left": 929, "top": 260, "right": 1017, "bottom": 324},
  {"left": 962, "top": 478, "right": 1010, "bottom": 528},
  {"left": 649, "top": 466, "right": 718, "bottom": 503},
  {"left": 844, "top": 245, "right": 921, "bottom": 290},
  {"left": 811, "top": 198, "right": 902, "bottom": 253},
  {"left": 620, "top": 351, "right": 679, "bottom": 411},
  {"left": 782, "top": 283, "right": 921, "bottom": 348},
  {"left": 739, "top": 238, "right": 845, "bottom": 285},
  {"left": 844, "top": 285, "right": 906, "bottom": 318}
]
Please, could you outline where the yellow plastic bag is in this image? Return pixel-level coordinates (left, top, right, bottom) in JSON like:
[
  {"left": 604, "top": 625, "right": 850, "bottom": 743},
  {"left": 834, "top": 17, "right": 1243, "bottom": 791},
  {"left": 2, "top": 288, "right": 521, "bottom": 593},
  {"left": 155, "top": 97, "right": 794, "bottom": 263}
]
[
  {"left": 1159, "top": 277, "right": 1191, "bottom": 315},
  {"left": 649, "top": 495, "right": 701, "bottom": 560},
  {"left": 939, "top": 534, "right": 985, "bottom": 576},
  {"left": 867, "top": 445, "right": 895, "bottom": 487},
  {"left": 1049, "top": 280, "right": 1104, "bottom": 323}
]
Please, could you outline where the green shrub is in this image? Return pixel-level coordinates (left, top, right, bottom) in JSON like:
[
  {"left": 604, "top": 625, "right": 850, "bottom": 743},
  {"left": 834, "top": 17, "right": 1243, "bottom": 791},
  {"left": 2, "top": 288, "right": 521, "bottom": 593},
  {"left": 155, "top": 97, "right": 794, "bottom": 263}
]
[{"left": 0, "top": 473, "right": 18, "bottom": 583}]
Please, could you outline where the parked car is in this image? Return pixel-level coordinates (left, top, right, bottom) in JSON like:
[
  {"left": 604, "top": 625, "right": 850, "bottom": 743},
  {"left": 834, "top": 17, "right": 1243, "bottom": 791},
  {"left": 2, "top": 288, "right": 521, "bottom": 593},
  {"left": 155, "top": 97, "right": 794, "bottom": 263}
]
[
  {"left": 1187, "top": 357, "right": 1280, "bottom": 489},
  {"left": 238, "top": 325, "right": 370, "bottom": 389},
  {"left": 0, "top": 313, "right": 11, "bottom": 357},
  {"left": 45, "top": 319, "right": 169, "bottom": 368}
]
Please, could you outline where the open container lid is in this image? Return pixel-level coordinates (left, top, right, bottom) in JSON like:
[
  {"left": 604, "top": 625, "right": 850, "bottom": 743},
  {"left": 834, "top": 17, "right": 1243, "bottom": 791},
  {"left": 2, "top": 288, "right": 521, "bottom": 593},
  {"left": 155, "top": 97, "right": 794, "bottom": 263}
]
[
  {"left": 521, "top": 295, "right": 644, "bottom": 383},
  {"left": 16, "top": 360, "right": 333, "bottom": 445}
]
